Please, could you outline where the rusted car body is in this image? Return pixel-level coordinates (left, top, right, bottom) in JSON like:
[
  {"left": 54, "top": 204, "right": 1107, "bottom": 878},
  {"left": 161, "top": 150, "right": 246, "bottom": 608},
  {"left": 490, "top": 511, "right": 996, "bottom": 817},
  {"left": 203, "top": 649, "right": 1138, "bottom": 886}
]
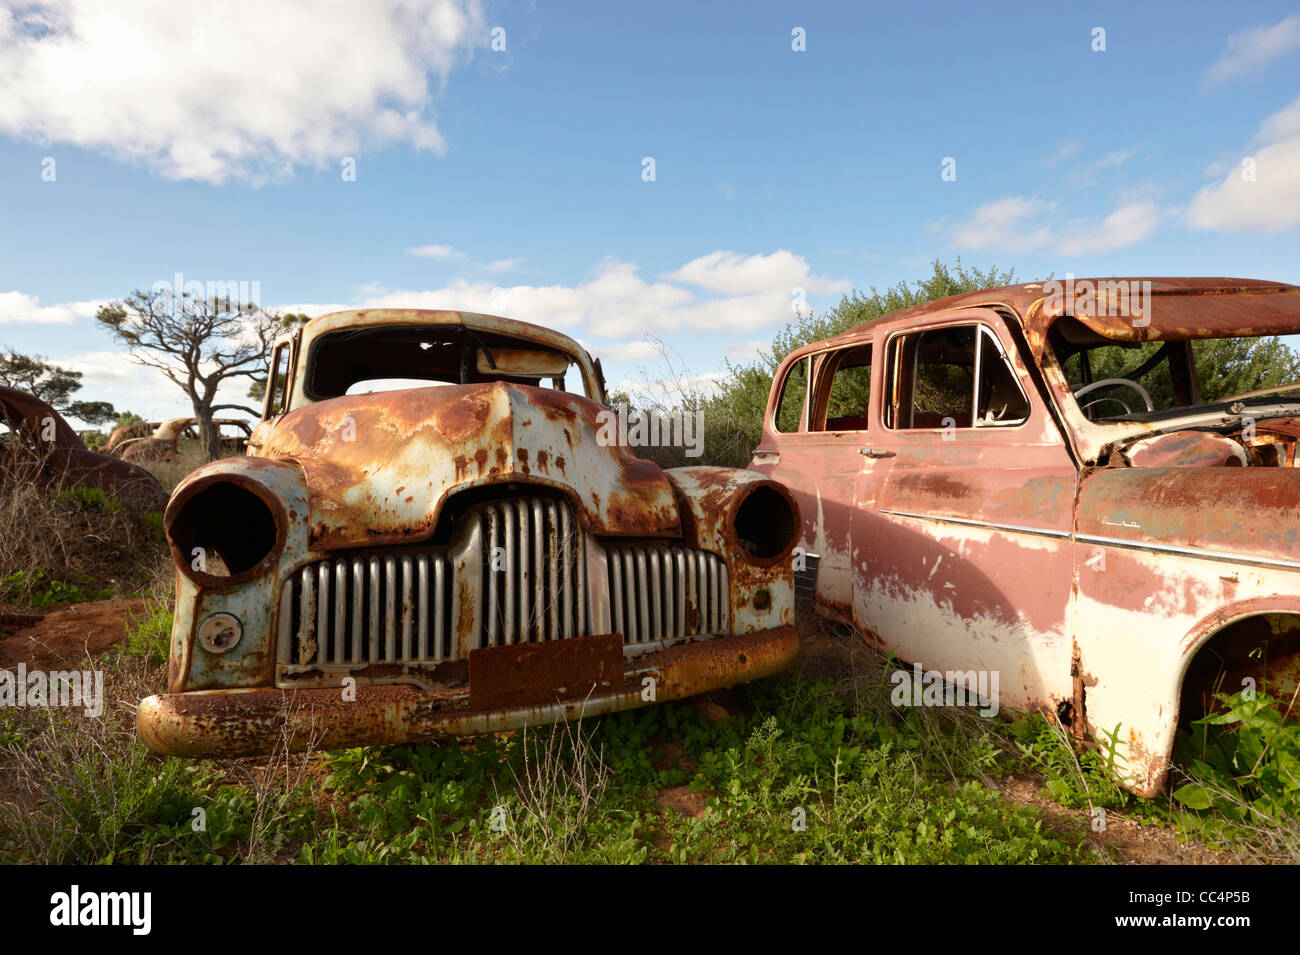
[
  {"left": 102, "top": 419, "right": 155, "bottom": 456},
  {"left": 117, "top": 417, "right": 251, "bottom": 462},
  {"left": 137, "top": 309, "right": 798, "bottom": 757},
  {"left": 753, "top": 277, "right": 1300, "bottom": 796},
  {"left": 0, "top": 385, "right": 167, "bottom": 514}
]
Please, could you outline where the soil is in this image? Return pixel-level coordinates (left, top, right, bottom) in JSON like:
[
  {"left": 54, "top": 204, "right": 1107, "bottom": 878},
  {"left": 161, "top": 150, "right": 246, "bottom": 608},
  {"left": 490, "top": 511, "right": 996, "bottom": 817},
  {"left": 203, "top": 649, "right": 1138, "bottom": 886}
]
[{"left": 0, "top": 598, "right": 149, "bottom": 669}]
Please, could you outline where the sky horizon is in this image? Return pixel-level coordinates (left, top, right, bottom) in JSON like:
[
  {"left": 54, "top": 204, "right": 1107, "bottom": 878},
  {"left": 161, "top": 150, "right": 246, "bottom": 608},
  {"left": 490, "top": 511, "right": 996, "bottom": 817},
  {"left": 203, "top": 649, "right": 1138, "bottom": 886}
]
[{"left": 2, "top": 1, "right": 1298, "bottom": 427}]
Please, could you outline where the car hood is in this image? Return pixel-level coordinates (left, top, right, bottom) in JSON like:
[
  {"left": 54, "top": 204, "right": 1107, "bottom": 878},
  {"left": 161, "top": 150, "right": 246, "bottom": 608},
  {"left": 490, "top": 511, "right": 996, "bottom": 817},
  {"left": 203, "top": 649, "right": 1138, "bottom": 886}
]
[{"left": 259, "top": 381, "right": 681, "bottom": 549}]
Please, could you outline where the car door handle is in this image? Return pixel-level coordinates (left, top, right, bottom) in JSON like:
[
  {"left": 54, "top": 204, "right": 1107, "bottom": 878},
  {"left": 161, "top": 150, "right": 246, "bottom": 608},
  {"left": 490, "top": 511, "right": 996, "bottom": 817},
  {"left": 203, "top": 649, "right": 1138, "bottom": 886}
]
[{"left": 858, "top": 447, "right": 896, "bottom": 458}]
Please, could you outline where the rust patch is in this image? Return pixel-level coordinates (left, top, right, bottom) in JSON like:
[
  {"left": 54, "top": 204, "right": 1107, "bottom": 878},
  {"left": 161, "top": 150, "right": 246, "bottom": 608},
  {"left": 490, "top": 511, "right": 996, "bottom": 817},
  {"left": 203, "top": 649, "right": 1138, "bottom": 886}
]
[{"left": 468, "top": 633, "right": 623, "bottom": 709}]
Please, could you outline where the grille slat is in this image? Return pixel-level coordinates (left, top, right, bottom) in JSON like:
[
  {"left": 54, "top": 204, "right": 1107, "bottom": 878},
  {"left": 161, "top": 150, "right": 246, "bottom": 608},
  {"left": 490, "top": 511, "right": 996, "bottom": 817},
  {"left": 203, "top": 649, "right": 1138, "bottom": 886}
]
[{"left": 282, "top": 495, "right": 730, "bottom": 669}]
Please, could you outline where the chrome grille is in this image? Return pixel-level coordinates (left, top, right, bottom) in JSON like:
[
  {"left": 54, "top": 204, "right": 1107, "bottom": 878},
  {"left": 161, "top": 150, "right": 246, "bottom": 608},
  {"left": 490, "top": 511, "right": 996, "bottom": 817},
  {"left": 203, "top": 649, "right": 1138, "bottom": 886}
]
[
  {"left": 606, "top": 546, "right": 728, "bottom": 645},
  {"left": 277, "top": 494, "right": 730, "bottom": 674}
]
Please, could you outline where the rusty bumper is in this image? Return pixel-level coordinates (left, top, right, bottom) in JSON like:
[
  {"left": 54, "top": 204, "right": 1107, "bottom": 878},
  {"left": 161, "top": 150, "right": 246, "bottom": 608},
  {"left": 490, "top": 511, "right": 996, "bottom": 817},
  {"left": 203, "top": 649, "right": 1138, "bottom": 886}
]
[{"left": 137, "top": 625, "right": 797, "bottom": 758}]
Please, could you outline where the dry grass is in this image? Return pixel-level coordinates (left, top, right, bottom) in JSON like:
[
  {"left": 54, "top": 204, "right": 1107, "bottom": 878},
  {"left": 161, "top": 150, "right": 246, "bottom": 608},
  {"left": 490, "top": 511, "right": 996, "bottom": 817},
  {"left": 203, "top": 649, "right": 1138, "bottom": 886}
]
[
  {"left": 0, "top": 458, "right": 170, "bottom": 608},
  {"left": 137, "top": 446, "right": 210, "bottom": 495},
  {"left": 495, "top": 714, "right": 610, "bottom": 863},
  {"left": 0, "top": 650, "right": 175, "bottom": 863}
]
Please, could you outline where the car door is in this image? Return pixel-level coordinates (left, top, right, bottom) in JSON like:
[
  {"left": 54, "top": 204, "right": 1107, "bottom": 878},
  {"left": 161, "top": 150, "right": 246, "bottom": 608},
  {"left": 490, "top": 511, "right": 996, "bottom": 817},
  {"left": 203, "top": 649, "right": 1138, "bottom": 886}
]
[
  {"left": 853, "top": 309, "right": 1078, "bottom": 716},
  {"left": 754, "top": 340, "right": 874, "bottom": 622}
]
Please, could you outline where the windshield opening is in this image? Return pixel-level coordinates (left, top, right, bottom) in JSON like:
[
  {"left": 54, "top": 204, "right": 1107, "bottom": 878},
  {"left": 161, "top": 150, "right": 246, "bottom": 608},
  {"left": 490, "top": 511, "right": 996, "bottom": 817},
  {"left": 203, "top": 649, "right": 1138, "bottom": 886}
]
[
  {"left": 1050, "top": 324, "right": 1300, "bottom": 422},
  {"left": 305, "top": 324, "right": 586, "bottom": 402}
]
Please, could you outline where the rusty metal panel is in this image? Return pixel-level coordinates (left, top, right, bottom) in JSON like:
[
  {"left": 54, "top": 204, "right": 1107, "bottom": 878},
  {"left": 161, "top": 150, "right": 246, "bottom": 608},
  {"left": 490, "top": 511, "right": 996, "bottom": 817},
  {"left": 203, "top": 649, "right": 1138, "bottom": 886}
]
[{"left": 468, "top": 632, "right": 623, "bottom": 709}]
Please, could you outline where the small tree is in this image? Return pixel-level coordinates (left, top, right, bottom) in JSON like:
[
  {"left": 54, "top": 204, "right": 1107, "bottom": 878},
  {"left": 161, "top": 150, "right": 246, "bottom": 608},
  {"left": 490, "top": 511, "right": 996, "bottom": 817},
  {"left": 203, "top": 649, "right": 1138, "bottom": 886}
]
[
  {"left": 0, "top": 348, "right": 116, "bottom": 425},
  {"left": 96, "top": 290, "right": 301, "bottom": 460}
]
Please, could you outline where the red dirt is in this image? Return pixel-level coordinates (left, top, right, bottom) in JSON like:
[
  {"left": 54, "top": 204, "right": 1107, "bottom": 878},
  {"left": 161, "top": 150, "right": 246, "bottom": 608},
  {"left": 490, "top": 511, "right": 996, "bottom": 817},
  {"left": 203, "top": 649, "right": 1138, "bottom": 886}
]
[{"left": 0, "top": 598, "right": 149, "bottom": 669}]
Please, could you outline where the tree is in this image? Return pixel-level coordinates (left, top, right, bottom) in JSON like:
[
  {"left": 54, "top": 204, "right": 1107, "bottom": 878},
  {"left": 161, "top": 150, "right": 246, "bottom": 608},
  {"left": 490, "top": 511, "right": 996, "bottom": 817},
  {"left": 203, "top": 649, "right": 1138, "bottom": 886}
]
[
  {"left": 0, "top": 348, "right": 117, "bottom": 425},
  {"left": 95, "top": 290, "right": 303, "bottom": 460}
]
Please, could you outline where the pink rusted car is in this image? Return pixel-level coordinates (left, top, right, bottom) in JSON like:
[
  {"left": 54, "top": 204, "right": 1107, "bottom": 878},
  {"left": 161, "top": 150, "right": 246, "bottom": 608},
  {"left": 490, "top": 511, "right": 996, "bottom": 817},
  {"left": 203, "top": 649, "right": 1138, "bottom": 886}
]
[{"left": 753, "top": 277, "right": 1300, "bottom": 796}]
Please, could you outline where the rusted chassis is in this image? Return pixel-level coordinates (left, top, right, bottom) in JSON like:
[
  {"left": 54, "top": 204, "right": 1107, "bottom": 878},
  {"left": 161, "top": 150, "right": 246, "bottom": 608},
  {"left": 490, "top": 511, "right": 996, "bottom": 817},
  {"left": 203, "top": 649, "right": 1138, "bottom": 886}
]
[{"left": 137, "top": 625, "right": 796, "bottom": 757}]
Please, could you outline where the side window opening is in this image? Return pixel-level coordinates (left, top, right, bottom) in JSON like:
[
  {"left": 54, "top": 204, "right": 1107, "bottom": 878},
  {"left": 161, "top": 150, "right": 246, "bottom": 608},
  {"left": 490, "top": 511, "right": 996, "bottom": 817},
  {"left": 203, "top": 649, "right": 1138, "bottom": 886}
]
[
  {"left": 265, "top": 344, "right": 291, "bottom": 418},
  {"left": 975, "top": 328, "right": 1030, "bottom": 425},
  {"left": 817, "top": 344, "right": 873, "bottom": 432},
  {"left": 886, "top": 324, "right": 1029, "bottom": 430},
  {"left": 775, "top": 356, "right": 809, "bottom": 433}
]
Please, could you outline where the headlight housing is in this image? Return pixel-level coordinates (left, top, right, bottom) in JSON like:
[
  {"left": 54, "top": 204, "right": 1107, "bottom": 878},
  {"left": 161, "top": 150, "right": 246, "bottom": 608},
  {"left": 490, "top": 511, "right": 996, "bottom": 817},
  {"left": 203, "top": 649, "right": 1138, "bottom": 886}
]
[
  {"left": 164, "top": 473, "right": 286, "bottom": 586},
  {"left": 730, "top": 481, "right": 798, "bottom": 563}
]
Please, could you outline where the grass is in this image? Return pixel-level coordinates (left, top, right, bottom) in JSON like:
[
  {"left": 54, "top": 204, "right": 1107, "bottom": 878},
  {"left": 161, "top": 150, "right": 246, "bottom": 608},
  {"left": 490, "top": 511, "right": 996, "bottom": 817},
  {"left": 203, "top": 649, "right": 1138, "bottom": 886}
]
[
  {"left": 4, "top": 606, "right": 1299, "bottom": 864},
  {"left": 0, "top": 461, "right": 170, "bottom": 609}
]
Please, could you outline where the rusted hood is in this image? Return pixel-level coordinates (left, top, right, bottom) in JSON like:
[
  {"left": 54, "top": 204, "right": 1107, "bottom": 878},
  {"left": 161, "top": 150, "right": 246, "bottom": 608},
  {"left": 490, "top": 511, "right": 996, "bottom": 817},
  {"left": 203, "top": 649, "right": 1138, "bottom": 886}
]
[{"left": 260, "top": 382, "right": 681, "bottom": 549}]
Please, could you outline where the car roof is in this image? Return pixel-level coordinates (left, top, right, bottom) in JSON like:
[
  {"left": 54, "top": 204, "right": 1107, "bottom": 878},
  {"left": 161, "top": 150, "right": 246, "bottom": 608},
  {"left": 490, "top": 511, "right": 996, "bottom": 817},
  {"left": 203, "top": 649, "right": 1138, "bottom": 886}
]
[{"left": 789, "top": 277, "right": 1300, "bottom": 362}]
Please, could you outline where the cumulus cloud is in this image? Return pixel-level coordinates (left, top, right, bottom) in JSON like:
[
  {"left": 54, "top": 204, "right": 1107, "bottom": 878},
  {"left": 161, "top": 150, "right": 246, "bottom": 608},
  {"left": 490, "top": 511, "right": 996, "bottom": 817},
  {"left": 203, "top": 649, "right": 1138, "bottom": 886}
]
[
  {"left": 946, "top": 196, "right": 1163, "bottom": 257},
  {"left": 949, "top": 197, "right": 1056, "bottom": 253},
  {"left": 0, "top": 291, "right": 103, "bottom": 324},
  {"left": 1205, "top": 15, "right": 1300, "bottom": 83},
  {"left": 1187, "top": 95, "right": 1300, "bottom": 234},
  {"left": 276, "top": 250, "right": 849, "bottom": 339},
  {"left": 406, "top": 244, "right": 467, "bottom": 260},
  {"left": 665, "top": 249, "right": 848, "bottom": 297},
  {"left": 598, "top": 340, "right": 665, "bottom": 362},
  {"left": 0, "top": 1, "right": 484, "bottom": 183},
  {"left": 1056, "top": 201, "right": 1164, "bottom": 256}
]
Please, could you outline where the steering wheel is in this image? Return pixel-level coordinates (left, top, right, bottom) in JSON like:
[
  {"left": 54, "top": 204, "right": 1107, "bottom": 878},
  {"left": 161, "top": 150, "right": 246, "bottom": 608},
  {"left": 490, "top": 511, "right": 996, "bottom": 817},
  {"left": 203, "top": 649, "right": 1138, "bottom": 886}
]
[{"left": 1071, "top": 377, "right": 1153, "bottom": 412}]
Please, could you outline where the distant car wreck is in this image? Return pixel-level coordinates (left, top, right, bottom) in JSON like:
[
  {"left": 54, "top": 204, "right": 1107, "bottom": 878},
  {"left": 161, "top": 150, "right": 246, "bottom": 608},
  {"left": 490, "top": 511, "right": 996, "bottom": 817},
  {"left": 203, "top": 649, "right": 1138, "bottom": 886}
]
[
  {"left": 753, "top": 277, "right": 1300, "bottom": 797},
  {"left": 137, "top": 309, "right": 798, "bottom": 758},
  {"left": 0, "top": 385, "right": 167, "bottom": 515},
  {"left": 114, "top": 417, "right": 252, "bottom": 463}
]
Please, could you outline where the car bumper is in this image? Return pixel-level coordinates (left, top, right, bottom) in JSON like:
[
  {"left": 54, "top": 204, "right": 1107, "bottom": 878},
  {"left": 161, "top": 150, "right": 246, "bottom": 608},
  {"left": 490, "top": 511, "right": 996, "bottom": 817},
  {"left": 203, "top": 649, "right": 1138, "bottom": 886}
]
[{"left": 136, "top": 625, "right": 797, "bottom": 757}]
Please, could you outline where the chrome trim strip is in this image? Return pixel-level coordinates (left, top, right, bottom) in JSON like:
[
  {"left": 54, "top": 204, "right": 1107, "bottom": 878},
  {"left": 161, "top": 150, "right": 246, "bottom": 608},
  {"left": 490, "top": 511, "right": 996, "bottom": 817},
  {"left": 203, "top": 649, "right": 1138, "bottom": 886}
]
[
  {"left": 1075, "top": 534, "right": 1300, "bottom": 572},
  {"left": 880, "top": 508, "right": 1300, "bottom": 571},
  {"left": 880, "top": 509, "right": 1071, "bottom": 541}
]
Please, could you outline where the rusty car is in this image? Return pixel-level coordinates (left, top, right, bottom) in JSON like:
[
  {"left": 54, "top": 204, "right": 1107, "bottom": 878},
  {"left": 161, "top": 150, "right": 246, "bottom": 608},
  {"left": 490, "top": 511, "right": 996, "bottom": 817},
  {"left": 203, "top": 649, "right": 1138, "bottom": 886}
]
[
  {"left": 102, "top": 419, "right": 156, "bottom": 456},
  {"left": 0, "top": 385, "right": 168, "bottom": 514},
  {"left": 116, "top": 416, "right": 252, "bottom": 463},
  {"left": 751, "top": 277, "right": 1300, "bottom": 796},
  {"left": 136, "top": 309, "right": 799, "bottom": 757}
]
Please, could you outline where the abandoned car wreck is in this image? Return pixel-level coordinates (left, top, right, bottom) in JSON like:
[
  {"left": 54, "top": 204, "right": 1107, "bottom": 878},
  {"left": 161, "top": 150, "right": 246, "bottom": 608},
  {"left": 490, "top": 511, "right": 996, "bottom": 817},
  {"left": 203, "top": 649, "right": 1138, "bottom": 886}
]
[
  {"left": 752, "top": 277, "right": 1300, "bottom": 796},
  {"left": 136, "top": 309, "right": 799, "bottom": 757}
]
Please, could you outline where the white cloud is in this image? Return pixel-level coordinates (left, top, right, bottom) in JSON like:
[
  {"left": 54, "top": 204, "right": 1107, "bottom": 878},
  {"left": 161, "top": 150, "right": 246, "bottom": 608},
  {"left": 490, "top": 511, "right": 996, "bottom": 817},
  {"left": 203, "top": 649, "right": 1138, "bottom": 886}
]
[
  {"left": 598, "top": 340, "right": 664, "bottom": 362},
  {"left": 0, "top": 291, "right": 103, "bottom": 324},
  {"left": 1205, "top": 15, "right": 1300, "bottom": 83},
  {"left": 666, "top": 249, "right": 848, "bottom": 297},
  {"left": 280, "top": 250, "right": 850, "bottom": 339},
  {"left": 949, "top": 197, "right": 1055, "bottom": 253},
  {"left": 406, "top": 244, "right": 467, "bottom": 260},
  {"left": 1056, "top": 201, "right": 1163, "bottom": 256},
  {"left": 0, "top": 1, "right": 484, "bottom": 183},
  {"left": 947, "top": 196, "right": 1163, "bottom": 257},
  {"left": 483, "top": 258, "right": 523, "bottom": 273},
  {"left": 1187, "top": 95, "right": 1300, "bottom": 234}
]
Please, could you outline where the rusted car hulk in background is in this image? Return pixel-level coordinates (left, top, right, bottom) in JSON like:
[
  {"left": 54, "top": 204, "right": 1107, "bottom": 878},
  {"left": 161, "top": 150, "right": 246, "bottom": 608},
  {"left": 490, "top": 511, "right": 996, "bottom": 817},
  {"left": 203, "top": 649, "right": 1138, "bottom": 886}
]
[
  {"left": 115, "top": 417, "right": 252, "bottom": 463},
  {"left": 753, "top": 277, "right": 1300, "bottom": 796},
  {"left": 137, "top": 309, "right": 798, "bottom": 757},
  {"left": 0, "top": 385, "right": 167, "bottom": 514}
]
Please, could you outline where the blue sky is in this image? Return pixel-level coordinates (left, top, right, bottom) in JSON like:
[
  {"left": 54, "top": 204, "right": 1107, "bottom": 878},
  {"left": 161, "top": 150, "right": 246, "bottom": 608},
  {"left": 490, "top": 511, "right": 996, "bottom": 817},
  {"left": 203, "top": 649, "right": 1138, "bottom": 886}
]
[{"left": 1, "top": 1, "right": 1298, "bottom": 423}]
